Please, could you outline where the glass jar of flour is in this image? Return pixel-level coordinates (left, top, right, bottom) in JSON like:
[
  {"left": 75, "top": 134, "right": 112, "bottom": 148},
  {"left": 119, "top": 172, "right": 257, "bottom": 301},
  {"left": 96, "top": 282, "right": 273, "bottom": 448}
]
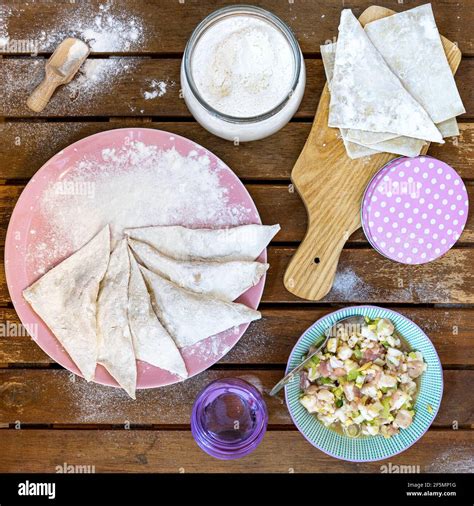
[{"left": 181, "top": 5, "right": 306, "bottom": 142}]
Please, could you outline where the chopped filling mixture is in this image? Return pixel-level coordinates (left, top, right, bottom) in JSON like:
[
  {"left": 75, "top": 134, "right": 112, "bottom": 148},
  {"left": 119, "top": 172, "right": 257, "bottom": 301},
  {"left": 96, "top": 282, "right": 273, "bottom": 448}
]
[{"left": 299, "top": 317, "right": 426, "bottom": 438}]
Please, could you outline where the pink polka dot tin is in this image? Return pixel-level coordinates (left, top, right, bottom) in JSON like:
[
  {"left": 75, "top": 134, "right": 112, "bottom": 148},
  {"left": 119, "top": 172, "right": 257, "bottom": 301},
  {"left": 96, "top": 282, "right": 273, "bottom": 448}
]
[{"left": 361, "top": 156, "right": 469, "bottom": 265}]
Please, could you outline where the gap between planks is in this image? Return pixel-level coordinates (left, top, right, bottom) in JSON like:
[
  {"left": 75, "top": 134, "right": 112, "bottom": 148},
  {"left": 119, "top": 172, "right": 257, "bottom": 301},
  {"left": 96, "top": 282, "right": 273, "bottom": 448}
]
[
  {"left": 2, "top": 362, "right": 474, "bottom": 371},
  {"left": 3, "top": 52, "right": 474, "bottom": 60},
  {"left": 0, "top": 425, "right": 470, "bottom": 431}
]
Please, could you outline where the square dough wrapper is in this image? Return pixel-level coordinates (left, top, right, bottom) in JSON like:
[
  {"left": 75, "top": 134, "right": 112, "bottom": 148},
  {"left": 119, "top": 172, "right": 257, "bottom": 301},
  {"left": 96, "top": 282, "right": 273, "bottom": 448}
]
[
  {"left": 321, "top": 42, "right": 425, "bottom": 158},
  {"left": 365, "top": 3, "right": 465, "bottom": 124},
  {"left": 328, "top": 10, "right": 442, "bottom": 143}
]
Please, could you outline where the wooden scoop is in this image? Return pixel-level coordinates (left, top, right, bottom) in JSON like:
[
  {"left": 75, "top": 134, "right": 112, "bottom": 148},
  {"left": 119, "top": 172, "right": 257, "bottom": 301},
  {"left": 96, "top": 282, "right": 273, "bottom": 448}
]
[
  {"left": 27, "top": 38, "right": 89, "bottom": 113},
  {"left": 283, "top": 6, "right": 462, "bottom": 301}
]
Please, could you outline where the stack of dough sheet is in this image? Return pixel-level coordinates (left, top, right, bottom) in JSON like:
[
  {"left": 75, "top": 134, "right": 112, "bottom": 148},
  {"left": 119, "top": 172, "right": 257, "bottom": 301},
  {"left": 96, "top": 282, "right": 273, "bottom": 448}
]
[{"left": 324, "top": 5, "right": 465, "bottom": 159}]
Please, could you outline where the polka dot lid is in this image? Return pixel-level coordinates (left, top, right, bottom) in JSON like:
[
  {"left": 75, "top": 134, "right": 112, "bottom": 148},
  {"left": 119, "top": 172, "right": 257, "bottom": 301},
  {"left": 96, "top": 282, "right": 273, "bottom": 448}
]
[{"left": 361, "top": 156, "right": 469, "bottom": 264}]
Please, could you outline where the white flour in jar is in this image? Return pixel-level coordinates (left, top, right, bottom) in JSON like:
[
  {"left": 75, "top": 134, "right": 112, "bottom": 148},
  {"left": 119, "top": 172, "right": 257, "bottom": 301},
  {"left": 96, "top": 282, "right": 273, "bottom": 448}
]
[{"left": 191, "top": 15, "right": 295, "bottom": 118}]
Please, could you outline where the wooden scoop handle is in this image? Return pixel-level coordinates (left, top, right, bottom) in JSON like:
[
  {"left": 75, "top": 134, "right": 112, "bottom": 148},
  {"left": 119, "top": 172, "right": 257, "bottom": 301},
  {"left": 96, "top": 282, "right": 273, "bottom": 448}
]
[{"left": 27, "top": 75, "right": 62, "bottom": 113}]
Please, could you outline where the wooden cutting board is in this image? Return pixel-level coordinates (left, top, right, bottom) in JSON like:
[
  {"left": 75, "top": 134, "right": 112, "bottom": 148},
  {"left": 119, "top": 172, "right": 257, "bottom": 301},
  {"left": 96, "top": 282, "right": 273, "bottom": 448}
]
[{"left": 283, "top": 5, "right": 463, "bottom": 301}]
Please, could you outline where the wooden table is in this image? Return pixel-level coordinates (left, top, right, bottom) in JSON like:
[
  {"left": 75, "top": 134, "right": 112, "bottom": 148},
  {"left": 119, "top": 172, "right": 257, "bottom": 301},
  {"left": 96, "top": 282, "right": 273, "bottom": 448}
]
[{"left": 0, "top": 0, "right": 473, "bottom": 473}]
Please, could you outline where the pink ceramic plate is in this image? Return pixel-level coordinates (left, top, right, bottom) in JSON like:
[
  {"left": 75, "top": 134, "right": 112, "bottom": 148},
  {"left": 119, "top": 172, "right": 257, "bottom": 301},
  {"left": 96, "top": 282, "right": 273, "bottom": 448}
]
[{"left": 5, "top": 128, "right": 266, "bottom": 389}]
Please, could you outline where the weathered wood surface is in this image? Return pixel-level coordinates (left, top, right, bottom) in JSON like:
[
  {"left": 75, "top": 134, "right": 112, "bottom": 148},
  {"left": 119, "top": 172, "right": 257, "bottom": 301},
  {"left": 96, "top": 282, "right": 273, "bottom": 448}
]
[
  {"left": 0, "top": 430, "right": 472, "bottom": 473},
  {"left": 1, "top": 307, "right": 472, "bottom": 367},
  {"left": 1, "top": 0, "right": 472, "bottom": 55},
  {"left": 0, "top": 0, "right": 472, "bottom": 474},
  {"left": 0, "top": 184, "right": 472, "bottom": 246},
  {"left": 0, "top": 246, "right": 473, "bottom": 304},
  {"left": 1, "top": 122, "right": 474, "bottom": 181},
  {"left": 0, "top": 58, "right": 472, "bottom": 119},
  {"left": 0, "top": 369, "right": 471, "bottom": 427}
]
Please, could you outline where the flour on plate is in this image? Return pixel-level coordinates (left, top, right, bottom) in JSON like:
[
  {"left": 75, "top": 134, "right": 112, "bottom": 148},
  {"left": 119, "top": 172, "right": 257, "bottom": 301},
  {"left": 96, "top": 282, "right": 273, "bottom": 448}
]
[{"left": 28, "top": 140, "right": 252, "bottom": 277}]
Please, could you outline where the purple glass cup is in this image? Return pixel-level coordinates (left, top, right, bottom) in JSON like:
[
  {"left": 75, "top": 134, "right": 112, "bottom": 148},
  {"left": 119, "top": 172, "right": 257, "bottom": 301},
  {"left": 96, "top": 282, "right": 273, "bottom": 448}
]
[{"left": 191, "top": 378, "right": 268, "bottom": 460}]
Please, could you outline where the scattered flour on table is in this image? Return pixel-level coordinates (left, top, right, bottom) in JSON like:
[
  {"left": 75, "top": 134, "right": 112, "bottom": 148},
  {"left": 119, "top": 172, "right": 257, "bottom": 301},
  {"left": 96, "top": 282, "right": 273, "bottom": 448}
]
[
  {"left": 80, "top": 3, "right": 142, "bottom": 51},
  {"left": 331, "top": 268, "right": 373, "bottom": 300},
  {"left": 66, "top": 58, "right": 138, "bottom": 102},
  {"left": 65, "top": 368, "right": 234, "bottom": 423},
  {"left": 143, "top": 80, "right": 172, "bottom": 100},
  {"left": 1, "top": 57, "right": 139, "bottom": 115},
  {"left": 47, "top": 2, "right": 143, "bottom": 52},
  {"left": 425, "top": 449, "right": 474, "bottom": 473},
  {"left": 0, "top": 2, "right": 144, "bottom": 52},
  {"left": 0, "top": 5, "right": 12, "bottom": 49},
  {"left": 27, "top": 140, "right": 252, "bottom": 277},
  {"left": 1, "top": 3, "right": 144, "bottom": 111}
]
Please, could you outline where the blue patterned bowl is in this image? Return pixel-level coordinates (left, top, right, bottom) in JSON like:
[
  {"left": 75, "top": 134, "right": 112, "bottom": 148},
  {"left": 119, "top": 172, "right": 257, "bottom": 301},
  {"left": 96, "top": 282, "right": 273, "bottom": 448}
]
[{"left": 285, "top": 305, "right": 443, "bottom": 462}]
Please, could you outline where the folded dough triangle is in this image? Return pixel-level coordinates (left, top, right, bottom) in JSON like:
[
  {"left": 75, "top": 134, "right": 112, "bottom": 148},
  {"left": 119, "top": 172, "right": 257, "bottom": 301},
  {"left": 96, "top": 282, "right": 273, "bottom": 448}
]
[
  {"left": 321, "top": 42, "right": 424, "bottom": 158},
  {"left": 365, "top": 4, "right": 465, "bottom": 124},
  {"left": 128, "top": 250, "right": 188, "bottom": 378},
  {"left": 139, "top": 266, "right": 261, "bottom": 348},
  {"left": 97, "top": 239, "right": 137, "bottom": 399},
  {"left": 328, "top": 10, "right": 442, "bottom": 143},
  {"left": 129, "top": 238, "right": 269, "bottom": 302},
  {"left": 125, "top": 224, "right": 280, "bottom": 262},
  {"left": 23, "top": 226, "right": 110, "bottom": 382}
]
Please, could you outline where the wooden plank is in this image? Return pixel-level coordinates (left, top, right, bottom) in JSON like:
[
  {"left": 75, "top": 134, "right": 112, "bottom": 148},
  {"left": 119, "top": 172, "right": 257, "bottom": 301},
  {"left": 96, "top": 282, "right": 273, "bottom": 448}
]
[
  {"left": 0, "top": 369, "right": 289, "bottom": 426},
  {"left": 0, "top": 186, "right": 23, "bottom": 245},
  {"left": 429, "top": 124, "right": 474, "bottom": 179},
  {"left": 0, "top": 184, "right": 473, "bottom": 247},
  {"left": 0, "top": 429, "right": 471, "bottom": 473},
  {"left": 2, "top": 122, "right": 474, "bottom": 181},
  {"left": 234, "top": 307, "right": 474, "bottom": 367},
  {"left": 266, "top": 247, "right": 474, "bottom": 304},
  {"left": 1, "top": 0, "right": 472, "bottom": 56},
  {"left": 0, "top": 121, "right": 309, "bottom": 181},
  {"left": 1, "top": 307, "right": 473, "bottom": 367},
  {"left": 0, "top": 306, "right": 472, "bottom": 367},
  {"left": 0, "top": 58, "right": 320, "bottom": 118},
  {"left": 1, "top": 58, "right": 472, "bottom": 119},
  {"left": 0, "top": 368, "right": 470, "bottom": 427},
  {"left": 1, "top": 247, "right": 473, "bottom": 304}
]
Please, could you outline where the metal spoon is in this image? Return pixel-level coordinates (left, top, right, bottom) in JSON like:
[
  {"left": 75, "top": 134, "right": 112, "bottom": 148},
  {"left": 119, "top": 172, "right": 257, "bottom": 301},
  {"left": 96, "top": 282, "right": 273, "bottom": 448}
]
[{"left": 269, "top": 315, "right": 366, "bottom": 396}]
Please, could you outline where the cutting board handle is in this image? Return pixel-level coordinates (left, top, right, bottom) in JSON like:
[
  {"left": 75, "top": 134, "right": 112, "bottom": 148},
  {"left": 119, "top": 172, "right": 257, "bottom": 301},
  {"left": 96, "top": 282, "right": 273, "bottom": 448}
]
[
  {"left": 284, "top": 208, "right": 355, "bottom": 301},
  {"left": 283, "top": 84, "right": 390, "bottom": 301},
  {"left": 283, "top": 133, "right": 363, "bottom": 301}
]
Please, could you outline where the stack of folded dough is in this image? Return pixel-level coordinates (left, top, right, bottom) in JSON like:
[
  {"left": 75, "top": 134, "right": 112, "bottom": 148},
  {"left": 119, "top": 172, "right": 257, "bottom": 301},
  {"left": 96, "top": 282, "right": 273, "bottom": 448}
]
[
  {"left": 324, "top": 5, "right": 465, "bottom": 159},
  {"left": 23, "top": 223, "right": 280, "bottom": 398}
]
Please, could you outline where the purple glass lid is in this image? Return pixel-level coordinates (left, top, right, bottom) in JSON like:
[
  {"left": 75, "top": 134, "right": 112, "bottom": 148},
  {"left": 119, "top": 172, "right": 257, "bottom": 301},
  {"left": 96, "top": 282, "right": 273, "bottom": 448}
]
[
  {"left": 191, "top": 378, "right": 268, "bottom": 460},
  {"left": 362, "top": 156, "right": 469, "bottom": 264}
]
